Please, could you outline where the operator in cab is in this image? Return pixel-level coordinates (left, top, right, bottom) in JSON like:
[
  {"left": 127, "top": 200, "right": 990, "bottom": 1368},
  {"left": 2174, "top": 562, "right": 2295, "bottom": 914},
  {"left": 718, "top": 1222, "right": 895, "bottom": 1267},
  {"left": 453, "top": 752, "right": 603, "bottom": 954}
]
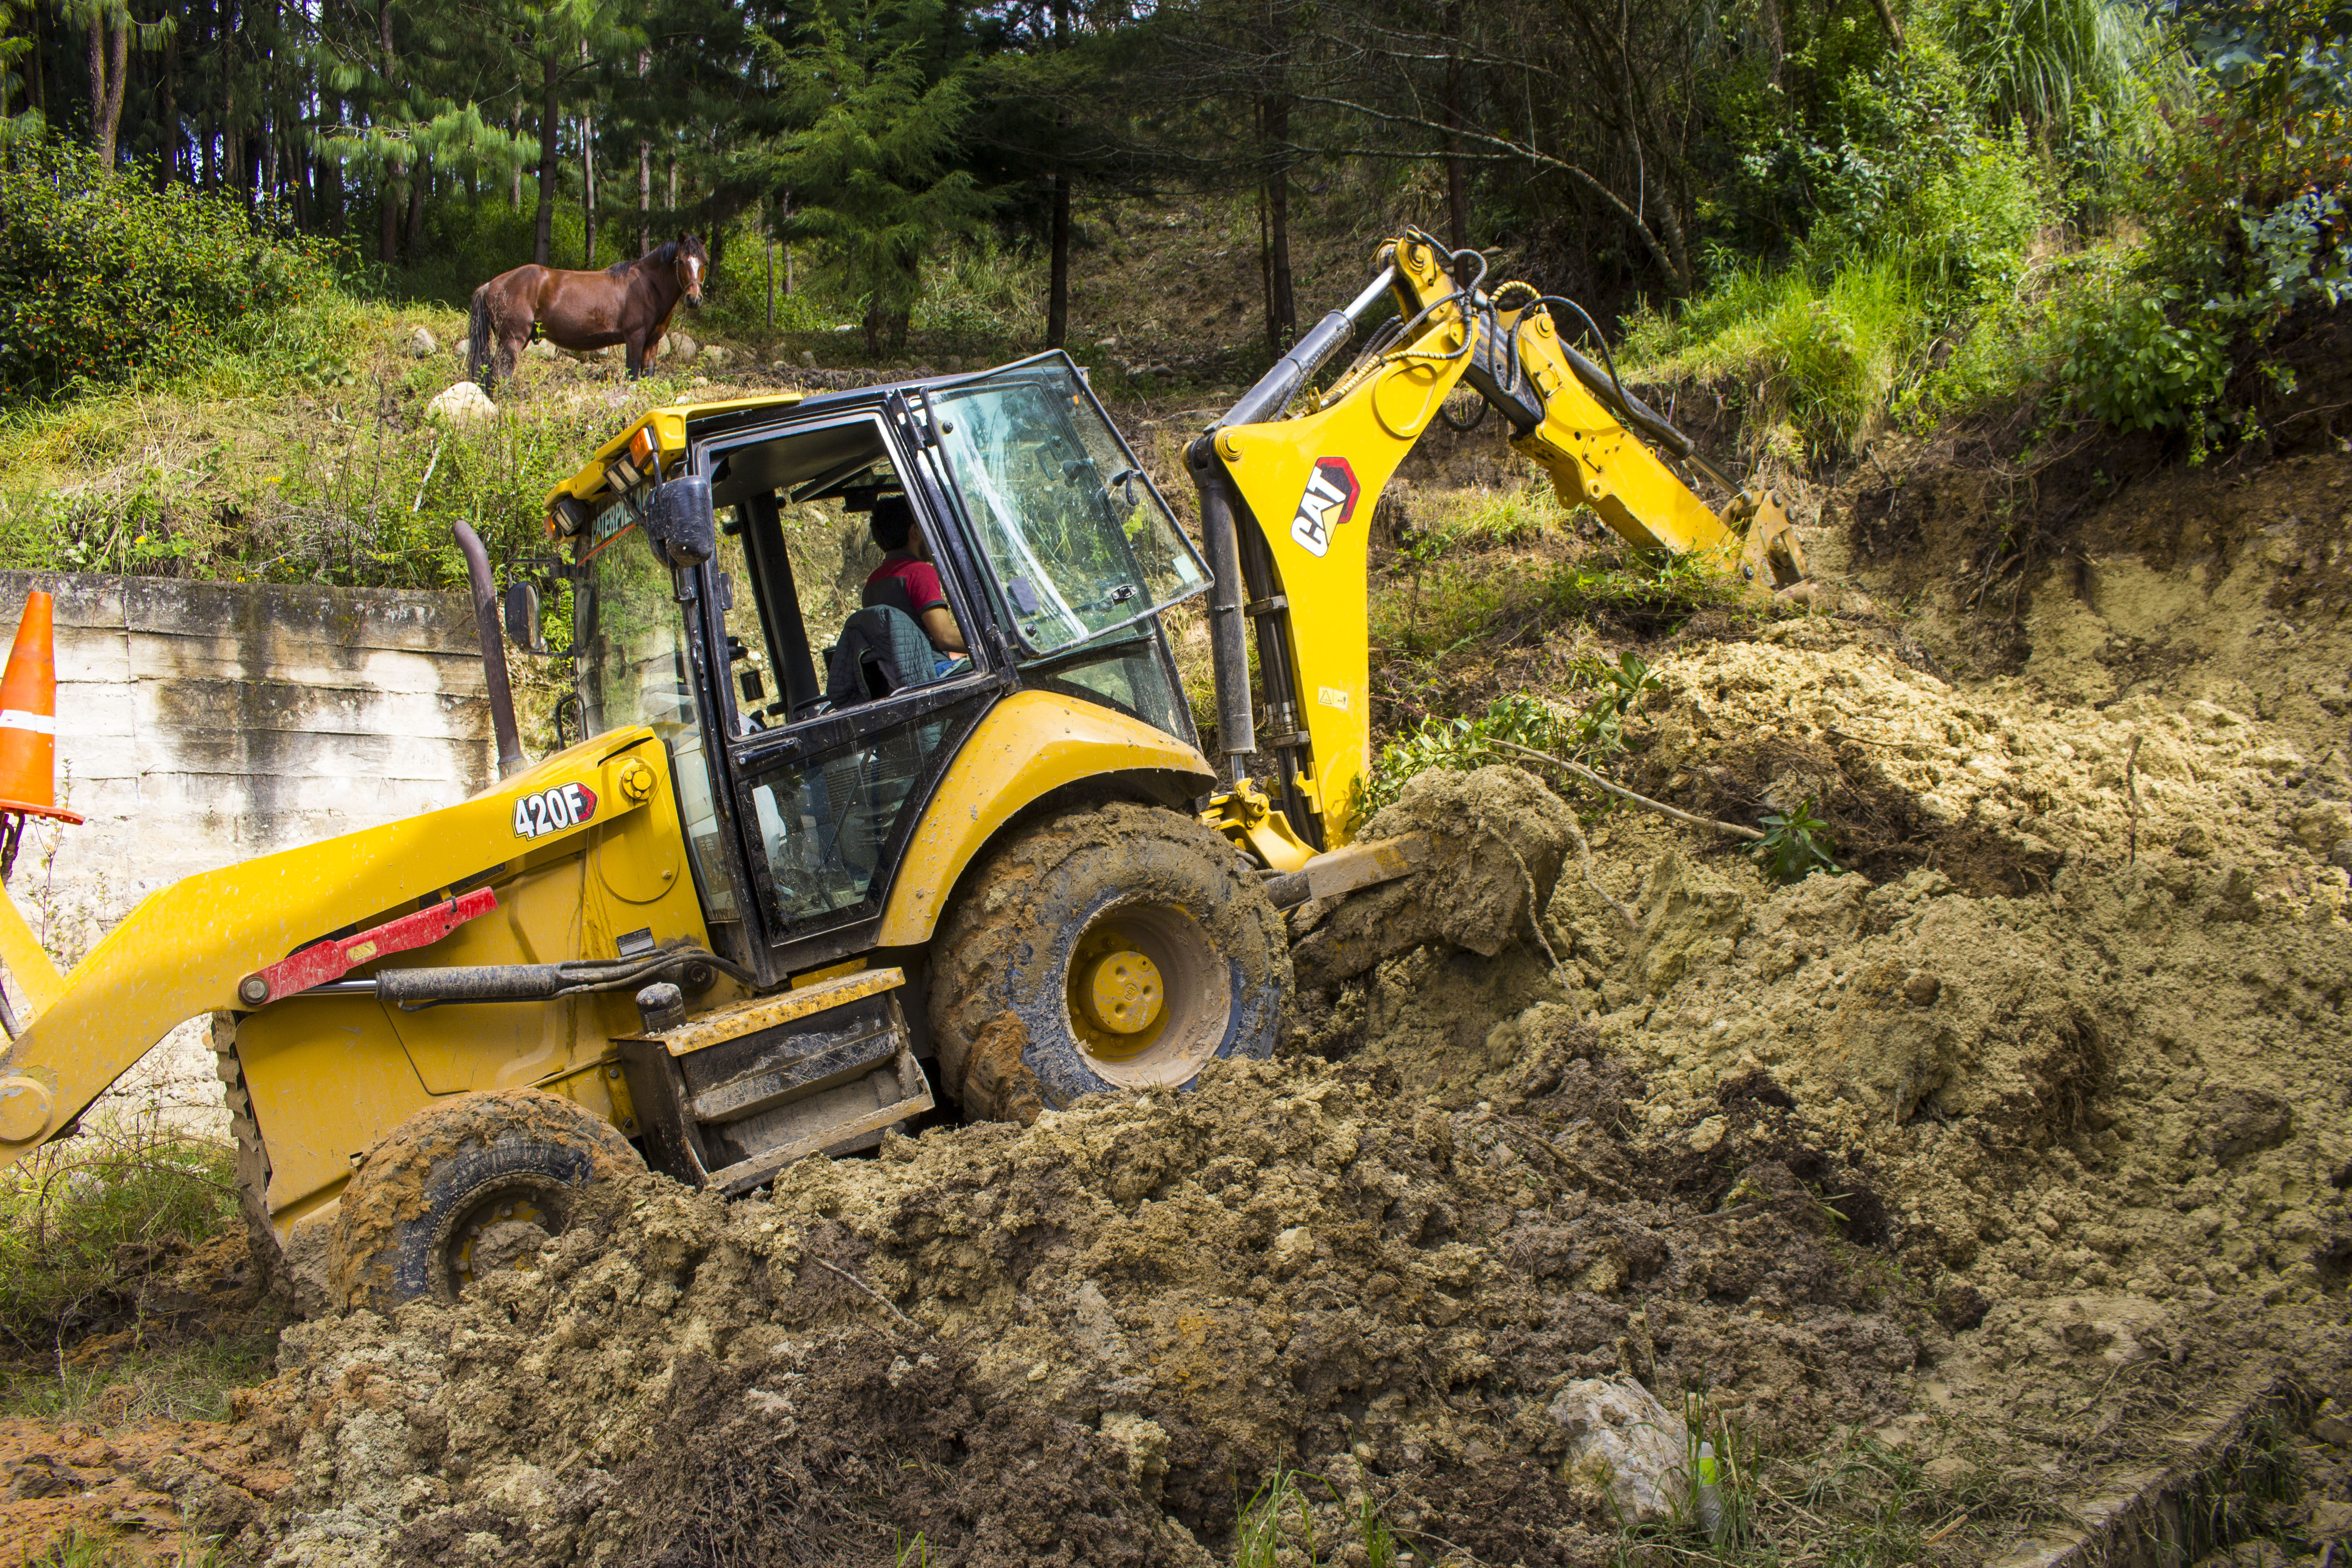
[{"left": 863, "top": 495, "right": 966, "bottom": 676}]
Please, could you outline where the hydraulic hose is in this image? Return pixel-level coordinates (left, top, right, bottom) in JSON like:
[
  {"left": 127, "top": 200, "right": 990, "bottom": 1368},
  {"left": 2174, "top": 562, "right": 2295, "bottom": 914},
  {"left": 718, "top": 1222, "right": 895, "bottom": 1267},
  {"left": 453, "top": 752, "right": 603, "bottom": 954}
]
[{"left": 375, "top": 945, "right": 755, "bottom": 1009}]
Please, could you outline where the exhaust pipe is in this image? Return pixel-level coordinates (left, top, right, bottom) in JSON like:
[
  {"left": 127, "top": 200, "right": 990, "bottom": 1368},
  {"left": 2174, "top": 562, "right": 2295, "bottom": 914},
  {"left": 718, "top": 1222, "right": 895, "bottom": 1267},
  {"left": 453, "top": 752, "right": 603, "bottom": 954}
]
[{"left": 453, "top": 519, "right": 527, "bottom": 779}]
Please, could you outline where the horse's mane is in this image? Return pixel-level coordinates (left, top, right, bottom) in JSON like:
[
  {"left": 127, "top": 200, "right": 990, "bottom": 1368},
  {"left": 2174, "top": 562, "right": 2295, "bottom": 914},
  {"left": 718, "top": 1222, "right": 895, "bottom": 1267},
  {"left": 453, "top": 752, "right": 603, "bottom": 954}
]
[{"left": 605, "top": 240, "right": 680, "bottom": 277}]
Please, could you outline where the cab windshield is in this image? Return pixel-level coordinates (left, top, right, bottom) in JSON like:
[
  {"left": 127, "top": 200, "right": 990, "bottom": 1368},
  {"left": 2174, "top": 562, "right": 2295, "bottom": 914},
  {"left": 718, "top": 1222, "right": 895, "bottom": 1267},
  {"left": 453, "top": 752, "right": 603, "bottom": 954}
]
[{"left": 926, "top": 359, "right": 1208, "bottom": 656}]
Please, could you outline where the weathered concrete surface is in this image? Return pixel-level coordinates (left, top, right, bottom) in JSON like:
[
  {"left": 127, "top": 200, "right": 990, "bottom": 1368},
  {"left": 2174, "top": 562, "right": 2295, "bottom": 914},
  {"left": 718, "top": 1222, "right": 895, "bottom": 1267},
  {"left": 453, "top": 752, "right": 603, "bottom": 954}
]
[{"left": 0, "top": 573, "right": 498, "bottom": 1132}]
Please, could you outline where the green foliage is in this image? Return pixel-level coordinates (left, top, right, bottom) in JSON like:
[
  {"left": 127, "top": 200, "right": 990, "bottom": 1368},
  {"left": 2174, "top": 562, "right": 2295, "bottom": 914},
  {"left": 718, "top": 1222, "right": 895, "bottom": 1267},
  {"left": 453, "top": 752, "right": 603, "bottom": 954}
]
[
  {"left": 1398, "top": 485, "right": 1563, "bottom": 562},
  {"left": 755, "top": 0, "right": 993, "bottom": 356},
  {"left": 2052, "top": 275, "right": 2233, "bottom": 435},
  {"left": 1934, "top": 0, "right": 2170, "bottom": 145},
  {"left": 1630, "top": 258, "right": 1927, "bottom": 459},
  {"left": 2038, "top": 0, "right": 2352, "bottom": 448},
  {"left": 392, "top": 193, "right": 571, "bottom": 305},
  {"left": 1377, "top": 543, "right": 1746, "bottom": 671},
  {"left": 1748, "top": 796, "right": 1842, "bottom": 882},
  {"left": 1362, "top": 662, "right": 1659, "bottom": 817},
  {"left": 0, "top": 142, "right": 342, "bottom": 402},
  {"left": 1579, "top": 651, "right": 1666, "bottom": 750},
  {"left": 0, "top": 332, "right": 639, "bottom": 592},
  {"left": 0, "top": 0, "right": 39, "bottom": 140},
  {"left": 1364, "top": 695, "right": 1571, "bottom": 816},
  {"left": 1698, "top": 0, "right": 1910, "bottom": 257},
  {"left": 27, "top": 1533, "right": 235, "bottom": 1568},
  {"left": 911, "top": 239, "right": 1048, "bottom": 347},
  {"left": 1648, "top": 42, "right": 2059, "bottom": 457}
]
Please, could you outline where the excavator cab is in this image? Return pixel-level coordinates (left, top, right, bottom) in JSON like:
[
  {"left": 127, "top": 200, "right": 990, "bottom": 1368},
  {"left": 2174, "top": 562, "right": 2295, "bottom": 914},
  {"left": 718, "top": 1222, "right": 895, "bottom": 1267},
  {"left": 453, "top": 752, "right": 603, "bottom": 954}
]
[{"left": 556, "top": 354, "right": 1213, "bottom": 989}]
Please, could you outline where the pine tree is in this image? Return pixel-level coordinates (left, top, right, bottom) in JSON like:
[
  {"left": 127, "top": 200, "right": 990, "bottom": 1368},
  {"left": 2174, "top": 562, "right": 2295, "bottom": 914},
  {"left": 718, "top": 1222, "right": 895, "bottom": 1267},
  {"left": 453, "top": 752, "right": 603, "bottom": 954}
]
[
  {"left": 63, "top": 0, "right": 169, "bottom": 166},
  {"left": 753, "top": 0, "right": 990, "bottom": 354}
]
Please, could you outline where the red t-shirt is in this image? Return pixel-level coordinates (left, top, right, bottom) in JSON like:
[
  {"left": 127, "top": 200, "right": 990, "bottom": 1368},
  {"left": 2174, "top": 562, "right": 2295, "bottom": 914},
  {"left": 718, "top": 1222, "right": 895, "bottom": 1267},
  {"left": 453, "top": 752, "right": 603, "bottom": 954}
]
[{"left": 864, "top": 556, "right": 947, "bottom": 618}]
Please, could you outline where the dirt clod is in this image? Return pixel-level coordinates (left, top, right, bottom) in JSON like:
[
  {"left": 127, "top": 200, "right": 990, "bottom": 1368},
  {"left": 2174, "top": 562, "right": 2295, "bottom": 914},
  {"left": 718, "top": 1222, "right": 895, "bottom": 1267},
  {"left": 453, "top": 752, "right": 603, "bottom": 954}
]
[{"left": 1290, "top": 765, "right": 1578, "bottom": 990}]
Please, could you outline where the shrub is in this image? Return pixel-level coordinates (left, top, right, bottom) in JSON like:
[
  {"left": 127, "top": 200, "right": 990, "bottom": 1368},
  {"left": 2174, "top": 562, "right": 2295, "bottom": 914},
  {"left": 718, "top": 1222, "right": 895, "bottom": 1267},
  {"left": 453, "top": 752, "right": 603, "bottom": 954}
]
[
  {"left": 2041, "top": 0, "right": 2352, "bottom": 447},
  {"left": 0, "top": 140, "right": 342, "bottom": 401},
  {"left": 2051, "top": 275, "right": 2233, "bottom": 435}
]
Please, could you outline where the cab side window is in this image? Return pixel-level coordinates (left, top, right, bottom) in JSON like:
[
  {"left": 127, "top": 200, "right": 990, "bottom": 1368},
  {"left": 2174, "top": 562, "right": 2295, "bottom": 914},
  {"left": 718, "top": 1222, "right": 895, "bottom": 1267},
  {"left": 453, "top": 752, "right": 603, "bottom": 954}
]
[
  {"left": 712, "top": 489, "right": 887, "bottom": 730},
  {"left": 704, "top": 417, "right": 988, "bottom": 934}
]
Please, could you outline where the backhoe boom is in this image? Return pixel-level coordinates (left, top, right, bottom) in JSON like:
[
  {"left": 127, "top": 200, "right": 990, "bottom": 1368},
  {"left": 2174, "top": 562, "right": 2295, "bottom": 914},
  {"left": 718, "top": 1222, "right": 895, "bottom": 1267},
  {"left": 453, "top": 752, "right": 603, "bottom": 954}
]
[{"left": 1194, "top": 231, "right": 1810, "bottom": 866}]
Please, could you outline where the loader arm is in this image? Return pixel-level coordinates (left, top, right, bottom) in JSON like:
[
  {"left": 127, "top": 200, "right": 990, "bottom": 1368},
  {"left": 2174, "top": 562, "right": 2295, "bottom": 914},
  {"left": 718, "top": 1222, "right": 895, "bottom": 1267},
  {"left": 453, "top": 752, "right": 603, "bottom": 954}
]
[
  {"left": 0, "top": 734, "right": 670, "bottom": 1170},
  {"left": 1192, "top": 231, "right": 1808, "bottom": 863}
]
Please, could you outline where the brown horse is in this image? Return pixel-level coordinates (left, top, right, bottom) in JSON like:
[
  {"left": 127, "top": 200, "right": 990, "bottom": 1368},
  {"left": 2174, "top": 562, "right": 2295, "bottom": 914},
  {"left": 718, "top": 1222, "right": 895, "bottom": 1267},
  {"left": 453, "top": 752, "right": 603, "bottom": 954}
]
[{"left": 467, "top": 233, "right": 709, "bottom": 392}]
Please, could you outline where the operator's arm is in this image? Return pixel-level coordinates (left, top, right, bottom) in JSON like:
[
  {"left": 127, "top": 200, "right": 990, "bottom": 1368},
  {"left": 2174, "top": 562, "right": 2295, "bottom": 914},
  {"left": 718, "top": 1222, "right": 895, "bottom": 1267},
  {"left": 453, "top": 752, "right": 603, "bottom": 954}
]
[{"left": 920, "top": 606, "right": 966, "bottom": 656}]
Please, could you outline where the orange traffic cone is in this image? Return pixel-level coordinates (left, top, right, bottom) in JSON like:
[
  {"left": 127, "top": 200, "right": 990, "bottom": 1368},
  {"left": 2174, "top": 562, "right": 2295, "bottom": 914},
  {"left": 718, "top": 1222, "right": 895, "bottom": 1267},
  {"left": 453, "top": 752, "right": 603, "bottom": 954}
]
[{"left": 0, "top": 592, "right": 81, "bottom": 826}]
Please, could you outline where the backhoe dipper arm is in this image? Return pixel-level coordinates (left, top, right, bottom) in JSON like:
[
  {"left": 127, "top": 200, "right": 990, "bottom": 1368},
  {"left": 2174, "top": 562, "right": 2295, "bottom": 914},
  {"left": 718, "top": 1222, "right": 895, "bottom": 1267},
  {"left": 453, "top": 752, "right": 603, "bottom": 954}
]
[{"left": 1191, "top": 232, "right": 1808, "bottom": 866}]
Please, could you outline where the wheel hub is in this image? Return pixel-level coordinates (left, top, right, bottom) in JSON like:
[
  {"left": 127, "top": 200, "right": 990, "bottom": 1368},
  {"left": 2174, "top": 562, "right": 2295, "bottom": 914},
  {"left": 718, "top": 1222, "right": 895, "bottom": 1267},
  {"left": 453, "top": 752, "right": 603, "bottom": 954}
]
[
  {"left": 449, "top": 1194, "right": 558, "bottom": 1292},
  {"left": 1080, "top": 949, "right": 1163, "bottom": 1036},
  {"left": 1064, "top": 905, "right": 1228, "bottom": 1084}
]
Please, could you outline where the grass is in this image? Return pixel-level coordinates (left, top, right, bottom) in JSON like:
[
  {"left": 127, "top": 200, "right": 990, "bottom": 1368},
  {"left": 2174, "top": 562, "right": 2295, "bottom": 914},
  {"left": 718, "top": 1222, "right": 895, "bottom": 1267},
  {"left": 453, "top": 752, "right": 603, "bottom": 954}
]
[
  {"left": 23, "top": 1533, "right": 239, "bottom": 1568},
  {"left": 1396, "top": 485, "right": 1563, "bottom": 561},
  {"left": 1234, "top": 1467, "right": 1404, "bottom": 1568},
  {"left": 0, "top": 1335, "right": 278, "bottom": 1424},
  {"left": 0, "top": 1110, "right": 275, "bottom": 1426},
  {"left": 911, "top": 240, "right": 1050, "bottom": 352},
  {"left": 0, "top": 226, "right": 1067, "bottom": 598},
  {"left": 1608, "top": 1408, "right": 1965, "bottom": 1568},
  {"left": 0, "top": 290, "right": 736, "bottom": 591},
  {"left": 1622, "top": 259, "right": 1930, "bottom": 465},
  {"left": 0, "top": 1115, "right": 237, "bottom": 1343},
  {"left": 1373, "top": 540, "right": 1752, "bottom": 669}
]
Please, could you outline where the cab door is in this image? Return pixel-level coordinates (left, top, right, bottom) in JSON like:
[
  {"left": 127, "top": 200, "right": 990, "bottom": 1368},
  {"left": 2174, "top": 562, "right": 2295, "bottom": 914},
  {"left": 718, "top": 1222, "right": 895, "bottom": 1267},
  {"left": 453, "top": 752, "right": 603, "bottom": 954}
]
[{"left": 691, "top": 405, "right": 1004, "bottom": 978}]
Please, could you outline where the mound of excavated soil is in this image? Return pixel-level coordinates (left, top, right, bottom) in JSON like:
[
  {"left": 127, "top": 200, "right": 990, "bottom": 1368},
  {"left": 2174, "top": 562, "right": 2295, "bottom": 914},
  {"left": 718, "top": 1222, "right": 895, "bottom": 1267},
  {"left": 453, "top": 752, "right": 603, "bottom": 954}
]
[
  {"left": 97, "top": 525, "right": 2352, "bottom": 1566},
  {"left": 1318, "top": 623, "right": 2351, "bottom": 1317},
  {"left": 1627, "top": 619, "right": 2349, "bottom": 891},
  {"left": 188, "top": 606, "right": 2348, "bottom": 1565},
  {"left": 223, "top": 1055, "right": 1931, "bottom": 1568}
]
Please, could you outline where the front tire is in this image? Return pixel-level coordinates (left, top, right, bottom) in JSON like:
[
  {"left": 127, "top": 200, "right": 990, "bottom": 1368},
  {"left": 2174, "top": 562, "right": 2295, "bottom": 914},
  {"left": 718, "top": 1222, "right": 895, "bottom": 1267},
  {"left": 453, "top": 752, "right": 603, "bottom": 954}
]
[
  {"left": 330, "top": 1089, "right": 642, "bottom": 1312},
  {"left": 929, "top": 800, "right": 1291, "bottom": 1122}
]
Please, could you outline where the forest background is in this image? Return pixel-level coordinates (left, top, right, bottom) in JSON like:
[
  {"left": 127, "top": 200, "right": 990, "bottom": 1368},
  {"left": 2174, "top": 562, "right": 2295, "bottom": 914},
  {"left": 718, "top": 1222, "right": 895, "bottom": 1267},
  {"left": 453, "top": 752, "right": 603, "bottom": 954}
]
[{"left": 0, "top": 0, "right": 2340, "bottom": 589}]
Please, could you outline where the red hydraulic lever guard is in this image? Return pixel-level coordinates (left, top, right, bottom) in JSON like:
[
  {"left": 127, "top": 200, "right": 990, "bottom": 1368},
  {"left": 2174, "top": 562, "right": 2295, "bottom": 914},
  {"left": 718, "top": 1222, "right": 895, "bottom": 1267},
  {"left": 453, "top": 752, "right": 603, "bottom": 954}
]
[{"left": 237, "top": 887, "right": 498, "bottom": 1007}]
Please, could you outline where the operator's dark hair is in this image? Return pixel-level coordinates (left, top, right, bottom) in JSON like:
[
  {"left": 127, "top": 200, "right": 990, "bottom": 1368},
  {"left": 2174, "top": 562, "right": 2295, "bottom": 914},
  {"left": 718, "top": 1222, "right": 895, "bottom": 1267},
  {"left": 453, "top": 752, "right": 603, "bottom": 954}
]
[{"left": 869, "top": 494, "right": 915, "bottom": 551}]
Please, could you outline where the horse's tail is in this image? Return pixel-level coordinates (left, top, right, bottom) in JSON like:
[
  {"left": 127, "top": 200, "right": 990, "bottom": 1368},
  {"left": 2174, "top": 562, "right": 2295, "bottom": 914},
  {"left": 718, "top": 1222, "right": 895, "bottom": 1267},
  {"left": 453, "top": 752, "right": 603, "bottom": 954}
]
[{"left": 467, "top": 286, "right": 493, "bottom": 389}]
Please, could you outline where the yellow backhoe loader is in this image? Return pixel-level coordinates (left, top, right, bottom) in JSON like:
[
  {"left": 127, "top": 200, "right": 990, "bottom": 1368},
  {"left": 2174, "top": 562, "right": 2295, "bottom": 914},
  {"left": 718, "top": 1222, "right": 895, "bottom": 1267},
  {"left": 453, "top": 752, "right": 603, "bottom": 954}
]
[{"left": 0, "top": 231, "right": 1808, "bottom": 1308}]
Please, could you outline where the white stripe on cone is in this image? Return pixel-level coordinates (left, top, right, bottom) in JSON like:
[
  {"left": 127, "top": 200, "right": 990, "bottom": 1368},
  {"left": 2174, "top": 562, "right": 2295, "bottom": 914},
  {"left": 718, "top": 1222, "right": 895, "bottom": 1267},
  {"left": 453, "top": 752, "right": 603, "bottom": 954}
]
[{"left": 0, "top": 710, "right": 54, "bottom": 734}]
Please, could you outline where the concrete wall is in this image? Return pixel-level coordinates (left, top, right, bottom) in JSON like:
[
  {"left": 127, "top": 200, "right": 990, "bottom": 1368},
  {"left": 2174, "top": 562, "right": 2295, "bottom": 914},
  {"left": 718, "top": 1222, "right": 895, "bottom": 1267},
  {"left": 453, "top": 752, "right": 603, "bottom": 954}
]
[{"left": 0, "top": 573, "right": 499, "bottom": 1132}]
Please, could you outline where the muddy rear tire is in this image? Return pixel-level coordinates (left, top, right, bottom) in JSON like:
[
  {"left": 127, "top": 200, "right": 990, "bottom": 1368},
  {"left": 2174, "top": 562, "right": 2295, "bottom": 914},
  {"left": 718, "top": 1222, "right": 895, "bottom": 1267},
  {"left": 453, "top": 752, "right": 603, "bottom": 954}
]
[
  {"left": 330, "top": 1089, "right": 642, "bottom": 1312},
  {"left": 212, "top": 1015, "right": 284, "bottom": 1298},
  {"left": 929, "top": 800, "right": 1291, "bottom": 1122}
]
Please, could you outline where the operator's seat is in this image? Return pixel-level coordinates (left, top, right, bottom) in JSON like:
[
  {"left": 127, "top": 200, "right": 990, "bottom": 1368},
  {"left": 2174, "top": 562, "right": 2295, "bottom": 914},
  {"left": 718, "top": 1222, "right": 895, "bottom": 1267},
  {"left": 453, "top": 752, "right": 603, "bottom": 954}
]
[
  {"left": 818, "top": 605, "right": 945, "bottom": 878},
  {"left": 824, "top": 605, "right": 938, "bottom": 709}
]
